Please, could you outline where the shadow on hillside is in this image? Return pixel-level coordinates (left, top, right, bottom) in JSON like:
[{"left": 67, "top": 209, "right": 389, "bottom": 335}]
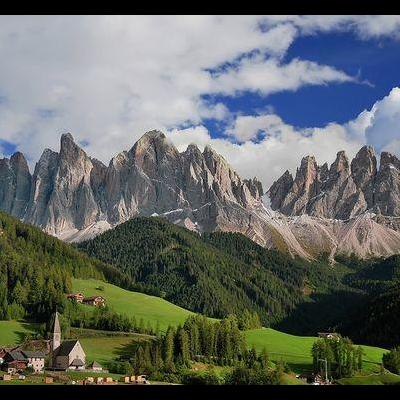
[
  {"left": 113, "top": 337, "right": 154, "bottom": 360},
  {"left": 12, "top": 321, "right": 40, "bottom": 344},
  {"left": 276, "top": 290, "right": 366, "bottom": 337}
]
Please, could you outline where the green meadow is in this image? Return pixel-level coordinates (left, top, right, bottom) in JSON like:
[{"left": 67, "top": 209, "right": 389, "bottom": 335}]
[
  {"left": 0, "top": 320, "right": 39, "bottom": 346},
  {"left": 0, "top": 280, "right": 390, "bottom": 378},
  {"left": 245, "top": 328, "right": 388, "bottom": 374},
  {"left": 72, "top": 278, "right": 199, "bottom": 331}
]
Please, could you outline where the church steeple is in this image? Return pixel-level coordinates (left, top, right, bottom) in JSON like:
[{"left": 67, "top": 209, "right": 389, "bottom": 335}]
[{"left": 52, "top": 311, "right": 61, "bottom": 353}]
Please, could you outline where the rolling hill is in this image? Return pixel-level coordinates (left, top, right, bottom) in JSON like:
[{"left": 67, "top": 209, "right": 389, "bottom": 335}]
[
  {"left": 245, "top": 328, "right": 388, "bottom": 374},
  {"left": 72, "top": 278, "right": 197, "bottom": 331}
]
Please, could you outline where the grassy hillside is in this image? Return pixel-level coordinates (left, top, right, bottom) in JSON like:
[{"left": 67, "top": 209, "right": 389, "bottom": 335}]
[
  {"left": 245, "top": 328, "right": 388, "bottom": 374},
  {"left": 337, "top": 372, "right": 400, "bottom": 385},
  {"left": 72, "top": 278, "right": 197, "bottom": 331},
  {"left": 0, "top": 211, "right": 134, "bottom": 322},
  {"left": 0, "top": 320, "right": 38, "bottom": 346}
]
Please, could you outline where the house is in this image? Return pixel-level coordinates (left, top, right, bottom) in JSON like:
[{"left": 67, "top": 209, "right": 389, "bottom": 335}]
[
  {"left": 82, "top": 296, "right": 106, "bottom": 307},
  {"left": 318, "top": 332, "right": 340, "bottom": 340},
  {"left": 49, "top": 312, "right": 86, "bottom": 371},
  {"left": 2, "top": 351, "right": 28, "bottom": 374},
  {"left": 0, "top": 348, "right": 8, "bottom": 365},
  {"left": 66, "top": 293, "right": 84, "bottom": 303},
  {"left": 89, "top": 360, "right": 103, "bottom": 371},
  {"left": 21, "top": 351, "right": 45, "bottom": 373}
]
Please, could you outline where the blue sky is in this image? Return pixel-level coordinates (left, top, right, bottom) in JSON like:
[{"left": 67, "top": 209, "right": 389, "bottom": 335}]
[
  {"left": 1, "top": 16, "right": 400, "bottom": 188},
  {"left": 200, "top": 32, "right": 400, "bottom": 138}
]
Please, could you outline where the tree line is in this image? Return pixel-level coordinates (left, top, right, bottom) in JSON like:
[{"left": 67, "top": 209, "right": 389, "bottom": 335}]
[{"left": 110, "top": 314, "right": 285, "bottom": 385}]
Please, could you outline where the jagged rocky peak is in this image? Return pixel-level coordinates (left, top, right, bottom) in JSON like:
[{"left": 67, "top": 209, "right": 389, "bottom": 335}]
[
  {"left": 351, "top": 145, "right": 377, "bottom": 182},
  {"left": 330, "top": 150, "right": 350, "bottom": 175},
  {"left": 244, "top": 177, "right": 264, "bottom": 199},
  {"left": 268, "top": 144, "right": 400, "bottom": 220},
  {"left": 296, "top": 155, "right": 318, "bottom": 185},
  {"left": 267, "top": 170, "right": 294, "bottom": 210},
  {"left": 380, "top": 151, "right": 400, "bottom": 170}
]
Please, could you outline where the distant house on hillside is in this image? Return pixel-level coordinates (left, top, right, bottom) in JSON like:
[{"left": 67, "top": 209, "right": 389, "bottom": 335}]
[
  {"left": 82, "top": 296, "right": 106, "bottom": 307},
  {"left": 66, "top": 293, "right": 84, "bottom": 303},
  {"left": 318, "top": 332, "right": 340, "bottom": 340}
]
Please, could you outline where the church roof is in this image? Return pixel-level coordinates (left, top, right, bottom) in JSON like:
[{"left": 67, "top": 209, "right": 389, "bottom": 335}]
[
  {"left": 57, "top": 340, "right": 80, "bottom": 356},
  {"left": 70, "top": 358, "right": 85, "bottom": 367}
]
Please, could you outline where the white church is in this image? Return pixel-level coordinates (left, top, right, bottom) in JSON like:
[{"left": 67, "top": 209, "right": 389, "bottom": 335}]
[{"left": 49, "top": 312, "right": 87, "bottom": 370}]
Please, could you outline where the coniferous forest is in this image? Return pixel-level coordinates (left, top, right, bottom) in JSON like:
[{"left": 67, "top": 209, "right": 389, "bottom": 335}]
[{"left": 1, "top": 210, "right": 400, "bottom": 350}]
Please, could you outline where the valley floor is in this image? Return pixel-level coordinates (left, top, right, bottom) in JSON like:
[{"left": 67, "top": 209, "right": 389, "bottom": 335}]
[{"left": 0, "top": 278, "right": 394, "bottom": 385}]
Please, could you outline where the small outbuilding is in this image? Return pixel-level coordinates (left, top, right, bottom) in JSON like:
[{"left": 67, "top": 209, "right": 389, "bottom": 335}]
[{"left": 89, "top": 360, "right": 103, "bottom": 371}]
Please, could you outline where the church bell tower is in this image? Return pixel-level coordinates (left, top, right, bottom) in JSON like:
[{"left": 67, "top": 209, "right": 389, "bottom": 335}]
[{"left": 50, "top": 311, "right": 61, "bottom": 367}]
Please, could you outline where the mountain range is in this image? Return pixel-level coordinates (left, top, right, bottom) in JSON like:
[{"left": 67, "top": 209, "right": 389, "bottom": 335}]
[{"left": 1, "top": 130, "right": 400, "bottom": 259}]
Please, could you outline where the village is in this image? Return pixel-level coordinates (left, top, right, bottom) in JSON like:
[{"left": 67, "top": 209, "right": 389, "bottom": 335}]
[{"left": 0, "top": 297, "right": 150, "bottom": 385}]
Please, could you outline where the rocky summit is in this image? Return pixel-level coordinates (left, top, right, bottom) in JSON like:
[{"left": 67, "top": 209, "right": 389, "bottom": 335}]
[
  {"left": 1, "top": 132, "right": 400, "bottom": 260},
  {"left": 268, "top": 145, "right": 400, "bottom": 220}
]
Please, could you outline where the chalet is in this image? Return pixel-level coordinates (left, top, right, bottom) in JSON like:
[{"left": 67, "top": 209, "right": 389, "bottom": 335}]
[
  {"left": 82, "top": 296, "right": 106, "bottom": 307},
  {"left": 2, "top": 351, "right": 28, "bottom": 374},
  {"left": 49, "top": 312, "right": 87, "bottom": 371},
  {"left": 21, "top": 351, "right": 45, "bottom": 373},
  {"left": 66, "top": 293, "right": 84, "bottom": 303}
]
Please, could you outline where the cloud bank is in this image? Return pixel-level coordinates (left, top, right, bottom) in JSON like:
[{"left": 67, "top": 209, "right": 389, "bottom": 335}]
[
  {"left": 168, "top": 87, "right": 400, "bottom": 190},
  {"left": 0, "top": 15, "right": 400, "bottom": 190}
]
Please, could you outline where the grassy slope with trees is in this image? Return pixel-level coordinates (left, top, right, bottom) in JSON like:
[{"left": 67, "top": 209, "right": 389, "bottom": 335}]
[
  {"left": 72, "top": 278, "right": 197, "bottom": 331},
  {"left": 0, "top": 211, "right": 135, "bottom": 322},
  {"left": 77, "top": 217, "right": 363, "bottom": 333}
]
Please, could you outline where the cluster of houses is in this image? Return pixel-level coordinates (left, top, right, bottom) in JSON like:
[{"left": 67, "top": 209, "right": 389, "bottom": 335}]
[
  {"left": 0, "top": 348, "right": 46, "bottom": 374},
  {"left": 66, "top": 293, "right": 106, "bottom": 307},
  {"left": 1, "top": 312, "right": 103, "bottom": 376}
]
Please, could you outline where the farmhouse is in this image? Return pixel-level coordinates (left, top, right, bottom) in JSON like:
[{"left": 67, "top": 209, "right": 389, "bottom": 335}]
[
  {"left": 66, "top": 293, "right": 106, "bottom": 307},
  {"left": 49, "top": 312, "right": 87, "bottom": 371},
  {"left": 2, "top": 351, "right": 28, "bottom": 373},
  {"left": 66, "top": 293, "right": 84, "bottom": 303},
  {"left": 82, "top": 295, "right": 106, "bottom": 307},
  {"left": 22, "top": 351, "right": 45, "bottom": 373}
]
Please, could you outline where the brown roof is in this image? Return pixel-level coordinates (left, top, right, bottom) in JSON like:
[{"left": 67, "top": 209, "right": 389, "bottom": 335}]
[
  {"left": 83, "top": 296, "right": 105, "bottom": 301},
  {"left": 70, "top": 358, "right": 85, "bottom": 367}
]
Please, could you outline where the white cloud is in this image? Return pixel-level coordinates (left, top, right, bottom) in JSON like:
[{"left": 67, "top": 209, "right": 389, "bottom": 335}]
[
  {"left": 167, "top": 86, "right": 400, "bottom": 191},
  {"left": 1, "top": 15, "right": 395, "bottom": 166},
  {"left": 167, "top": 117, "right": 363, "bottom": 191},
  {"left": 0, "top": 15, "right": 400, "bottom": 190},
  {"left": 210, "top": 56, "right": 355, "bottom": 97}
]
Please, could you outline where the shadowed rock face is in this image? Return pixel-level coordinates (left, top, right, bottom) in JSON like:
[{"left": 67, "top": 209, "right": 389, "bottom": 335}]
[
  {"left": 268, "top": 145, "right": 400, "bottom": 220},
  {"left": 0, "top": 152, "right": 31, "bottom": 218},
  {"left": 2, "top": 133, "right": 400, "bottom": 260}
]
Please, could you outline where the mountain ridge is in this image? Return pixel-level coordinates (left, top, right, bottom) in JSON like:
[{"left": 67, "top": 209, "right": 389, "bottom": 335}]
[{"left": 1, "top": 131, "right": 400, "bottom": 259}]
